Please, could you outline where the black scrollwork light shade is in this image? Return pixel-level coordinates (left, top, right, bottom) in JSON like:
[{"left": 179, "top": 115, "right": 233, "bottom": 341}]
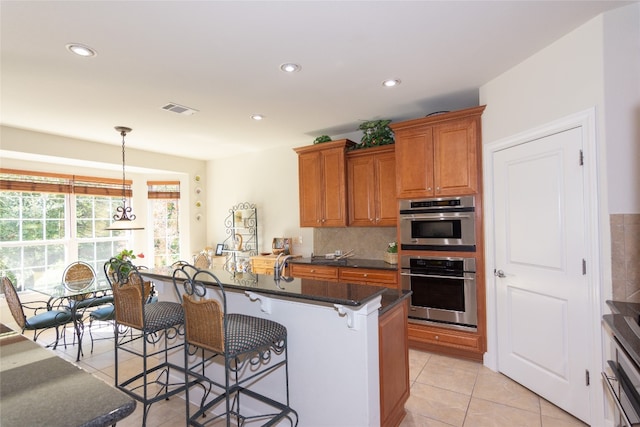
[{"left": 105, "top": 126, "right": 144, "bottom": 231}]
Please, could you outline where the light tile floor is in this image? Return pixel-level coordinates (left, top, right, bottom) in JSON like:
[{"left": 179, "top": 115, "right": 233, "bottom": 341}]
[{"left": 2, "top": 293, "right": 588, "bottom": 427}]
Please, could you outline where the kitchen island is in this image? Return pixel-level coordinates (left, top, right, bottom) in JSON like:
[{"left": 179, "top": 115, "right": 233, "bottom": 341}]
[{"left": 140, "top": 267, "right": 410, "bottom": 427}]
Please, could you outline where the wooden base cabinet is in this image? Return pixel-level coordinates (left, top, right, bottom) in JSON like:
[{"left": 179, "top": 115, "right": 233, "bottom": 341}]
[
  {"left": 391, "top": 106, "right": 485, "bottom": 199},
  {"left": 339, "top": 267, "right": 397, "bottom": 288},
  {"left": 408, "top": 322, "right": 484, "bottom": 362},
  {"left": 289, "top": 263, "right": 339, "bottom": 281},
  {"left": 379, "top": 299, "right": 410, "bottom": 427}
]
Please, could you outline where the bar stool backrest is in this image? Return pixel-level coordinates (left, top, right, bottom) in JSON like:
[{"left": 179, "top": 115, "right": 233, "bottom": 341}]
[
  {"left": 173, "top": 266, "right": 226, "bottom": 353},
  {"left": 104, "top": 258, "right": 149, "bottom": 330}
]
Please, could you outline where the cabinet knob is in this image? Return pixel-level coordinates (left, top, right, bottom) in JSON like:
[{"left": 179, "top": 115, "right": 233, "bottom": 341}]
[
  {"left": 427, "top": 187, "right": 432, "bottom": 191},
  {"left": 436, "top": 187, "right": 440, "bottom": 192},
  {"left": 435, "top": 335, "right": 439, "bottom": 340},
  {"left": 363, "top": 274, "right": 368, "bottom": 277}
]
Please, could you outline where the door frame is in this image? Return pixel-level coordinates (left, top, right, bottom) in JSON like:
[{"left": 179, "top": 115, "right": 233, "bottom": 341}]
[{"left": 482, "top": 108, "right": 607, "bottom": 424}]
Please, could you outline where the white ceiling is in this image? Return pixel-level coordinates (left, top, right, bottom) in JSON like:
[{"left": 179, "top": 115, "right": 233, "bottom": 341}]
[{"left": 0, "top": 1, "right": 630, "bottom": 161}]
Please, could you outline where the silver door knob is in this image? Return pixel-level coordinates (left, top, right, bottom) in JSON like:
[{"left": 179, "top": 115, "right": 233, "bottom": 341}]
[{"left": 495, "top": 269, "right": 506, "bottom": 278}]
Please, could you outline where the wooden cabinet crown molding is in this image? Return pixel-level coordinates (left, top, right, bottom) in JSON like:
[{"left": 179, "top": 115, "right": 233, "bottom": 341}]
[
  {"left": 292, "top": 138, "right": 356, "bottom": 155},
  {"left": 389, "top": 105, "right": 486, "bottom": 132}
]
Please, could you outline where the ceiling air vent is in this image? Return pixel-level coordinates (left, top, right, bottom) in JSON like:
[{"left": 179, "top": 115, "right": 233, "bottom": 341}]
[{"left": 161, "top": 102, "right": 198, "bottom": 116}]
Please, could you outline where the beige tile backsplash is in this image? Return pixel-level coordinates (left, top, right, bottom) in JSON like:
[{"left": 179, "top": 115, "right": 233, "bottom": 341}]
[
  {"left": 313, "top": 227, "right": 397, "bottom": 260},
  {"left": 611, "top": 214, "right": 640, "bottom": 301}
]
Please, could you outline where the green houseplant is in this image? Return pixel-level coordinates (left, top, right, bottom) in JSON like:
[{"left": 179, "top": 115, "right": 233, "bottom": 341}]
[
  {"left": 384, "top": 241, "right": 398, "bottom": 264},
  {"left": 313, "top": 135, "right": 332, "bottom": 144},
  {"left": 357, "top": 119, "right": 394, "bottom": 149}
]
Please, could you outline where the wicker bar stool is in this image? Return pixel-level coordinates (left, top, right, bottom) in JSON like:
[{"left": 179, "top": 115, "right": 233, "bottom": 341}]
[
  {"left": 174, "top": 264, "right": 298, "bottom": 427},
  {"left": 105, "top": 258, "right": 197, "bottom": 427}
]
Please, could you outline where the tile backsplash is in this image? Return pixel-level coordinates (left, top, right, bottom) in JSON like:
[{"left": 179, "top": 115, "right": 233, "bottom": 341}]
[
  {"left": 313, "top": 227, "right": 397, "bottom": 260},
  {"left": 611, "top": 214, "right": 640, "bottom": 301}
]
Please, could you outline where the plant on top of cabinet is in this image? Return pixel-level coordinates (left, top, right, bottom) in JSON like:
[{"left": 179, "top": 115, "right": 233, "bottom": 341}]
[
  {"left": 356, "top": 119, "right": 394, "bottom": 149},
  {"left": 313, "top": 135, "right": 332, "bottom": 144}
]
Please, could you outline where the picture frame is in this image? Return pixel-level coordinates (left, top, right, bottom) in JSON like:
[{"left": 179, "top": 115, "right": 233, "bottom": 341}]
[{"left": 215, "top": 243, "right": 224, "bottom": 256}]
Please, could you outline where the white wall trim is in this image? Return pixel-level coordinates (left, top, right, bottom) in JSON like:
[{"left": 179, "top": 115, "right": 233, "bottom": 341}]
[{"left": 482, "top": 107, "right": 606, "bottom": 425}]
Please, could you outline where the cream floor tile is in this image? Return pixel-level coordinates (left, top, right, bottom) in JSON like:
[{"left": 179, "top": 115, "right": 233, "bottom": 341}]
[
  {"left": 416, "top": 356, "right": 479, "bottom": 396},
  {"left": 409, "top": 348, "right": 432, "bottom": 382},
  {"left": 464, "top": 398, "right": 542, "bottom": 427},
  {"left": 405, "top": 382, "right": 470, "bottom": 427},
  {"left": 472, "top": 369, "right": 541, "bottom": 414},
  {"left": 540, "top": 399, "right": 588, "bottom": 427},
  {"left": 400, "top": 410, "right": 458, "bottom": 427}
]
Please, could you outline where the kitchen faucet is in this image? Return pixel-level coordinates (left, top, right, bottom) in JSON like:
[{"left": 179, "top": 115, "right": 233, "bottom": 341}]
[{"left": 274, "top": 253, "right": 294, "bottom": 282}]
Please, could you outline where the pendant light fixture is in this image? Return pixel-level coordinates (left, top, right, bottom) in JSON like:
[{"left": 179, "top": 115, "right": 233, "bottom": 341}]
[{"left": 105, "top": 126, "right": 144, "bottom": 231}]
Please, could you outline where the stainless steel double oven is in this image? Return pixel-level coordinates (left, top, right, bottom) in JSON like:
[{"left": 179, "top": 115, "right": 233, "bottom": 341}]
[{"left": 399, "top": 196, "right": 478, "bottom": 330}]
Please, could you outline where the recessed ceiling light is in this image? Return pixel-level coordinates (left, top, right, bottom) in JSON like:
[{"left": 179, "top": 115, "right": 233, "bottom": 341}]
[
  {"left": 382, "top": 79, "right": 401, "bottom": 87},
  {"left": 280, "top": 63, "right": 301, "bottom": 73},
  {"left": 251, "top": 114, "right": 265, "bottom": 121},
  {"left": 65, "top": 43, "right": 97, "bottom": 57}
]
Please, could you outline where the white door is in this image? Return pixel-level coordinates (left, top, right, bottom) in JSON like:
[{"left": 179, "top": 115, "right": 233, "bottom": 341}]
[{"left": 493, "top": 127, "right": 590, "bottom": 423}]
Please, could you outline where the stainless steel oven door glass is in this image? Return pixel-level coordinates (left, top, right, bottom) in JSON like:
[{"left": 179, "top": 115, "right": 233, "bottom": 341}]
[
  {"left": 399, "top": 196, "right": 476, "bottom": 252},
  {"left": 401, "top": 255, "right": 477, "bottom": 330},
  {"left": 603, "top": 336, "right": 640, "bottom": 426}
]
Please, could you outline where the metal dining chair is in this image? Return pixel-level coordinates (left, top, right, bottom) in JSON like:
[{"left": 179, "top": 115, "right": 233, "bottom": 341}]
[{"left": 1, "top": 276, "right": 74, "bottom": 349}]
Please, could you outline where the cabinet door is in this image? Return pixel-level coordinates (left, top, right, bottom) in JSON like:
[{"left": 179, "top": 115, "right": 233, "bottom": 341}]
[
  {"left": 432, "top": 117, "right": 479, "bottom": 196},
  {"left": 347, "top": 154, "right": 376, "bottom": 226},
  {"left": 348, "top": 147, "right": 397, "bottom": 226},
  {"left": 298, "top": 150, "right": 323, "bottom": 227},
  {"left": 320, "top": 147, "right": 348, "bottom": 226},
  {"left": 374, "top": 150, "right": 397, "bottom": 226},
  {"left": 395, "top": 128, "right": 434, "bottom": 198}
]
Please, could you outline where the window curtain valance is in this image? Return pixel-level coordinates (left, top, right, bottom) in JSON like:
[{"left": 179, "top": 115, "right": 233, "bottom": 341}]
[
  {"left": 0, "top": 168, "right": 133, "bottom": 197},
  {"left": 147, "top": 180, "right": 180, "bottom": 199}
]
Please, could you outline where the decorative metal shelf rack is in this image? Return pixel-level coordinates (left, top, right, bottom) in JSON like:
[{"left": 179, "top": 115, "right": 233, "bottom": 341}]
[{"left": 222, "top": 202, "right": 258, "bottom": 285}]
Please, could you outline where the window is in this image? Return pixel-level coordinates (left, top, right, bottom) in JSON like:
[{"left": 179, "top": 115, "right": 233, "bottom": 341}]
[
  {"left": 148, "top": 181, "right": 180, "bottom": 267},
  {"left": 0, "top": 169, "right": 132, "bottom": 290}
]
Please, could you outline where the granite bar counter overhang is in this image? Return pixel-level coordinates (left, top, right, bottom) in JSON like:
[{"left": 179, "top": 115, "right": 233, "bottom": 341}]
[{"left": 141, "top": 267, "right": 409, "bottom": 314}]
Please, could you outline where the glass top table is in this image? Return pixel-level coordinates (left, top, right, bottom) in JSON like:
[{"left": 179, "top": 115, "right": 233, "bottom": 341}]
[{"left": 28, "top": 279, "right": 113, "bottom": 361}]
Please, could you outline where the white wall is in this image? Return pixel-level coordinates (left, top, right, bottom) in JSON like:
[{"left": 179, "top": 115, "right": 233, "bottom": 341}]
[
  {"left": 481, "top": 3, "right": 640, "bottom": 215},
  {"left": 603, "top": 4, "right": 640, "bottom": 214},
  {"left": 205, "top": 145, "right": 314, "bottom": 256}
]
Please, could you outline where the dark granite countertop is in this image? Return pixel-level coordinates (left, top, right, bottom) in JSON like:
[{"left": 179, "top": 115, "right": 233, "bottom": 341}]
[
  {"left": 141, "top": 267, "right": 409, "bottom": 313},
  {"left": 290, "top": 257, "right": 398, "bottom": 271},
  {"left": 603, "top": 300, "right": 640, "bottom": 368},
  {"left": 0, "top": 325, "right": 136, "bottom": 426}
]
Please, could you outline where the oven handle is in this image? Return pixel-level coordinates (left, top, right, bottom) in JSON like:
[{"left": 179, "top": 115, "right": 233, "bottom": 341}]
[
  {"left": 602, "top": 369, "right": 637, "bottom": 427},
  {"left": 400, "top": 272, "right": 475, "bottom": 281},
  {"left": 400, "top": 214, "right": 472, "bottom": 220}
]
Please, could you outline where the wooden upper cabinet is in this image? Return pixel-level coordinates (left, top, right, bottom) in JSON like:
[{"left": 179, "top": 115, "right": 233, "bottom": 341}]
[
  {"left": 391, "top": 106, "right": 485, "bottom": 199},
  {"left": 294, "top": 139, "right": 354, "bottom": 227},
  {"left": 347, "top": 145, "right": 396, "bottom": 227}
]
